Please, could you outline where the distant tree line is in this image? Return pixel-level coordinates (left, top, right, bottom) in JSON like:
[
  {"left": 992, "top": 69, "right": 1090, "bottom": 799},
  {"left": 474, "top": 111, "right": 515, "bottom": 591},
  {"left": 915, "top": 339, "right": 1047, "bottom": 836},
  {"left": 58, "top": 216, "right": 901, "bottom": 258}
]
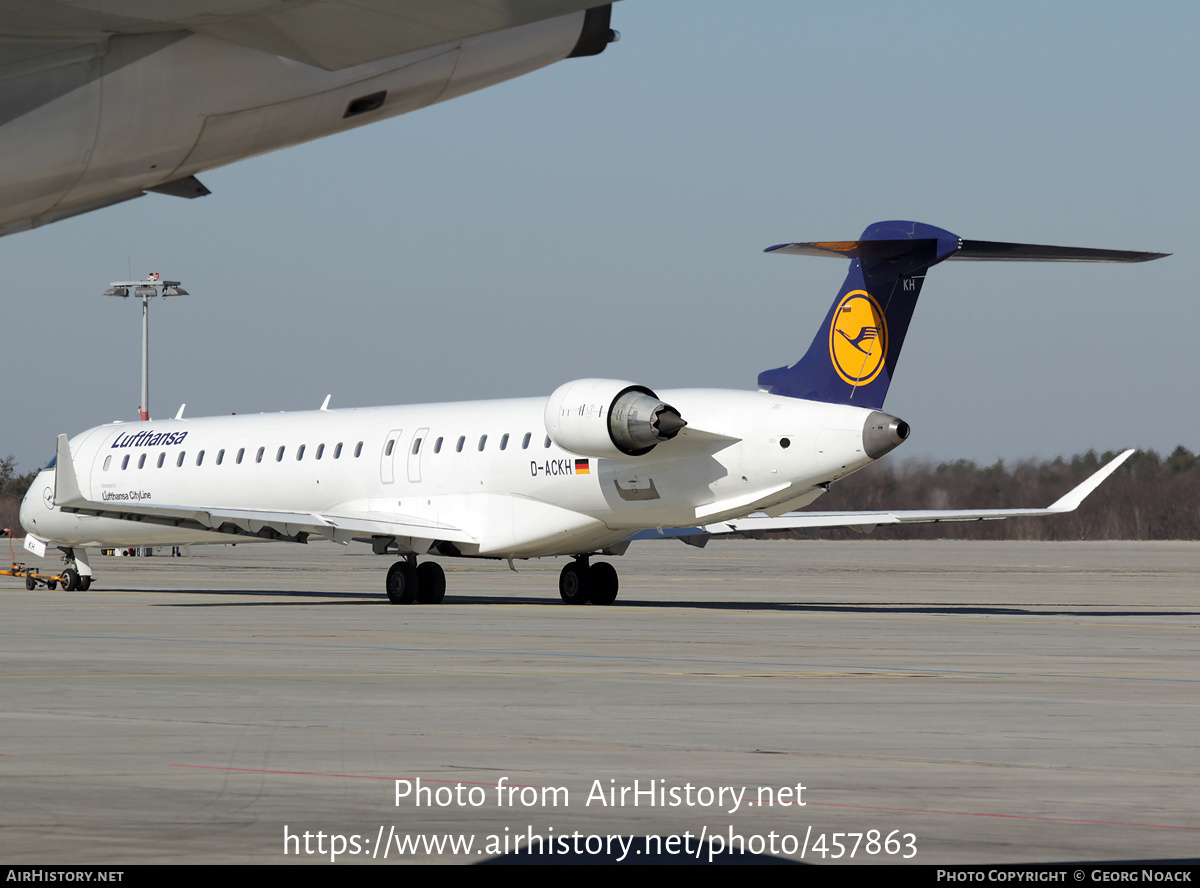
[
  {"left": 2, "top": 447, "right": 1199, "bottom": 541},
  {"left": 0, "top": 456, "right": 38, "bottom": 536}
]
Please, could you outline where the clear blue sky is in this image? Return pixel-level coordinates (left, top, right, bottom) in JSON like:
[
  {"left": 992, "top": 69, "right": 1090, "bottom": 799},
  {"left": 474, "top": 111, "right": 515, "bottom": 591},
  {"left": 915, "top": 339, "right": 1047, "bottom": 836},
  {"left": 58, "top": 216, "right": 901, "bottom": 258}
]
[{"left": 4, "top": 1, "right": 1196, "bottom": 474}]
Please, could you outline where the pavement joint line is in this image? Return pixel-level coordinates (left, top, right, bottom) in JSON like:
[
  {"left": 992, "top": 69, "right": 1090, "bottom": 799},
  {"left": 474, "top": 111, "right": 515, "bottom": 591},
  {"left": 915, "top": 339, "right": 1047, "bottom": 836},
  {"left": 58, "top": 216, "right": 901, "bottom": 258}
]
[{"left": 1, "top": 631, "right": 1197, "bottom": 682}]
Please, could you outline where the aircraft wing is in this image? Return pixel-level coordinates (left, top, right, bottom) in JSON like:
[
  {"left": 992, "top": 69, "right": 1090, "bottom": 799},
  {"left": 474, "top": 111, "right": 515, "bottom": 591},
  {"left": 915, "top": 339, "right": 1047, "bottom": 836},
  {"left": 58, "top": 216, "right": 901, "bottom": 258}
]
[
  {"left": 50, "top": 435, "right": 475, "bottom": 547},
  {"left": 630, "top": 450, "right": 1134, "bottom": 544},
  {"left": 0, "top": 0, "right": 607, "bottom": 71}
]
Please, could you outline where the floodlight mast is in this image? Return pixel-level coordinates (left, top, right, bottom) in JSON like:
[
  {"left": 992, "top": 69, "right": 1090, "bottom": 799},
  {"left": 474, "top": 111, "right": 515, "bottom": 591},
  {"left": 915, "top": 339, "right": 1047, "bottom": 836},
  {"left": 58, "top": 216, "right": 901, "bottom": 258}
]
[{"left": 103, "top": 274, "right": 188, "bottom": 421}]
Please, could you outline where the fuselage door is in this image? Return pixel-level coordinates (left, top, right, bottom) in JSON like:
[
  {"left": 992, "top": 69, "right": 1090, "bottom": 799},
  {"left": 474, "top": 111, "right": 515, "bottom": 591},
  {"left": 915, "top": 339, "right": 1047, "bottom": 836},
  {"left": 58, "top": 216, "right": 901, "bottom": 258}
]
[
  {"left": 380, "top": 429, "right": 403, "bottom": 484},
  {"left": 408, "top": 427, "right": 429, "bottom": 483}
]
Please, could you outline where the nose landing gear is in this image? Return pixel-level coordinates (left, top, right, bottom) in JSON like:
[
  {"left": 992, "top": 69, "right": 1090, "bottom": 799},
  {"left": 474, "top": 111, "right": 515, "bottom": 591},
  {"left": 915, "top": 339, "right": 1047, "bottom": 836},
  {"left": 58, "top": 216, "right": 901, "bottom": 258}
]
[{"left": 58, "top": 548, "right": 92, "bottom": 591}]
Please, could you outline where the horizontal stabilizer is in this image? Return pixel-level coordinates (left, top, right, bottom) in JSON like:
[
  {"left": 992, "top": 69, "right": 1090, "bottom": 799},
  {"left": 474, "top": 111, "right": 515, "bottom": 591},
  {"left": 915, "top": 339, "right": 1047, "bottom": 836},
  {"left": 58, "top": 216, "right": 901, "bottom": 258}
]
[
  {"left": 766, "top": 239, "right": 1167, "bottom": 264},
  {"left": 951, "top": 240, "right": 1168, "bottom": 263}
]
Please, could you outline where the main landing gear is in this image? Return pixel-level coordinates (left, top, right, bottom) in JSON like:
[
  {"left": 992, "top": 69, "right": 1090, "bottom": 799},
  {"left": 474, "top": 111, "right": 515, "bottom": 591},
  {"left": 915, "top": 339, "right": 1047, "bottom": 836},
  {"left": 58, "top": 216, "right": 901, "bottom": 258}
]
[
  {"left": 384, "top": 557, "right": 446, "bottom": 604},
  {"left": 559, "top": 556, "right": 619, "bottom": 605},
  {"left": 381, "top": 555, "right": 619, "bottom": 605}
]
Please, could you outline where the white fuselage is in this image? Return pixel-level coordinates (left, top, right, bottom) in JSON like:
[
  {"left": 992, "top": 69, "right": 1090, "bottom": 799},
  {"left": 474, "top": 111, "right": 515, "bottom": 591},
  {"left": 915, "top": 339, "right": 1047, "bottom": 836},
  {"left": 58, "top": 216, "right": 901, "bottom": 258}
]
[{"left": 21, "top": 389, "right": 881, "bottom": 560}]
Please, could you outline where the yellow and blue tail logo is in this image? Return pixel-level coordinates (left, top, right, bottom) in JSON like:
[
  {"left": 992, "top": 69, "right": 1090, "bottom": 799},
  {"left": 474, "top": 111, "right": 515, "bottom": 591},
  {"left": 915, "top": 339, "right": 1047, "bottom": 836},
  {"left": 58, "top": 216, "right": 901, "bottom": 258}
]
[
  {"left": 829, "top": 290, "right": 888, "bottom": 386},
  {"left": 757, "top": 220, "right": 1165, "bottom": 409}
]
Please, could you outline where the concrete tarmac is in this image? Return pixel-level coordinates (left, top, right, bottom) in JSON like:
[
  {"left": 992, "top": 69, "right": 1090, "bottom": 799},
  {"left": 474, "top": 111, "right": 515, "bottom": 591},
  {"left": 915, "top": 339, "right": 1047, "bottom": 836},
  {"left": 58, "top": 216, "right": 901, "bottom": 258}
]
[{"left": 1, "top": 539, "right": 1197, "bottom": 864}]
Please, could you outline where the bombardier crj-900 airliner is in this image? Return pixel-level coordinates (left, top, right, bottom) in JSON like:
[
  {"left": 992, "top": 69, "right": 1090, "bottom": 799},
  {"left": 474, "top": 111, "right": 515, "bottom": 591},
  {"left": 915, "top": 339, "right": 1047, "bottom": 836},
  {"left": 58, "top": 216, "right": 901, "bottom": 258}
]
[{"left": 20, "top": 222, "right": 1163, "bottom": 604}]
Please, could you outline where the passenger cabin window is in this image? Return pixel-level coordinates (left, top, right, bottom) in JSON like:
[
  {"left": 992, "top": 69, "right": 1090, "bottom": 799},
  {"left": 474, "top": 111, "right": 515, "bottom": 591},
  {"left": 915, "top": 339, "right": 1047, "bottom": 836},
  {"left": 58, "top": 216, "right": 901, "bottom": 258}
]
[
  {"left": 103, "top": 456, "right": 111, "bottom": 471},
  {"left": 216, "top": 449, "right": 224, "bottom": 466},
  {"left": 256, "top": 447, "right": 265, "bottom": 463},
  {"left": 456, "top": 436, "right": 465, "bottom": 453},
  {"left": 297, "top": 444, "right": 305, "bottom": 461},
  {"left": 385, "top": 439, "right": 394, "bottom": 457},
  {"left": 522, "top": 433, "right": 531, "bottom": 449},
  {"left": 478, "top": 434, "right": 487, "bottom": 451},
  {"left": 157, "top": 453, "right": 165, "bottom": 468},
  {"left": 412, "top": 438, "right": 422, "bottom": 455},
  {"left": 316, "top": 444, "right": 324, "bottom": 460},
  {"left": 276, "top": 446, "right": 285, "bottom": 462},
  {"left": 196, "top": 450, "right": 205, "bottom": 466},
  {"left": 500, "top": 434, "right": 509, "bottom": 451},
  {"left": 434, "top": 437, "right": 443, "bottom": 453},
  {"left": 121, "top": 455, "right": 129, "bottom": 470},
  {"left": 544, "top": 436, "right": 552, "bottom": 449},
  {"left": 177, "top": 452, "right": 186, "bottom": 467},
  {"left": 236, "top": 448, "right": 244, "bottom": 464},
  {"left": 334, "top": 443, "right": 343, "bottom": 459},
  {"left": 354, "top": 441, "right": 363, "bottom": 458},
  {"left": 138, "top": 454, "right": 146, "bottom": 469}
]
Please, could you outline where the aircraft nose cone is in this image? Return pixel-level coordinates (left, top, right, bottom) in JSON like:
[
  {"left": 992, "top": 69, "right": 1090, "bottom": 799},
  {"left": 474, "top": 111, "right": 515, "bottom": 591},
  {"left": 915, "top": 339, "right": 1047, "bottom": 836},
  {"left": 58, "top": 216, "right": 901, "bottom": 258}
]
[
  {"left": 862, "top": 411, "right": 910, "bottom": 459},
  {"left": 19, "top": 485, "right": 38, "bottom": 532}
]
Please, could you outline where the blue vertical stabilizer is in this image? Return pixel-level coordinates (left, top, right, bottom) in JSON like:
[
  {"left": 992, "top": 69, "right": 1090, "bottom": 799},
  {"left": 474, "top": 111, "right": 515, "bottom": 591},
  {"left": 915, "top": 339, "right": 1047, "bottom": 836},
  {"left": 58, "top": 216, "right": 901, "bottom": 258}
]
[{"left": 757, "top": 221, "right": 960, "bottom": 409}]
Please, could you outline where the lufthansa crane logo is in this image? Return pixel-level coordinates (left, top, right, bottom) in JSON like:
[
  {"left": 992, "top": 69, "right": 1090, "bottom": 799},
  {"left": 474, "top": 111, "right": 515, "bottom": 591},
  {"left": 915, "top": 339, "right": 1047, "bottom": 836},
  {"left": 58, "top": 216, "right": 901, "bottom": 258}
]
[{"left": 828, "top": 290, "right": 888, "bottom": 386}]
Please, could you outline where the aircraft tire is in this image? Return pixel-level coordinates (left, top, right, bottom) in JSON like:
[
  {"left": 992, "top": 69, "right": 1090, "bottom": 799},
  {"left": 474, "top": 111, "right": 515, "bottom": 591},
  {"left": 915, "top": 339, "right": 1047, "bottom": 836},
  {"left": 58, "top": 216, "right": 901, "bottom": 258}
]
[
  {"left": 415, "top": 562, "right": 446, "bottom": 604},
  {"left": 62, "top": 568, "right": 80, "bottom": 592},
  {"left": 385, "top": 561, "right": 418, "bottom": 604},
  {"left": 78, "top": 576, "right": 92, "bottom": 592},
  {"left": 558, "top": 562, "right": 591, "bottom": 604},
  {"left": 25, "top": 574, "right": 35, "bottom": 590},
  {"left": 588, "top": 562, "right": 618, "bottom": 605}
]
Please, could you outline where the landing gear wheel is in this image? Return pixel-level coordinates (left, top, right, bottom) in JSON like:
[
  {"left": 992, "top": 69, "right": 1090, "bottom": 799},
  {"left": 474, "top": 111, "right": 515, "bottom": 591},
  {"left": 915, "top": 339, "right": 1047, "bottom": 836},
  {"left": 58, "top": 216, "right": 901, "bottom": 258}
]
[
  {"left": 415, "top": 562, "right": 446, "bottom": 604},
  {"left": 25, "top": 574, "right": 35, "bottom": 590},
  {"left": 78, "top": 576, "right": 91, "bottom": 592},
  {"left": 385, "top": 561, "right": 418, "bottom": 604},
  {"left": 61, "top": 568, "right": 80, "bottom": 592},
  {"left": 588, "top": 562, "right": 619, "bottom": 605},
  {"left": 559, "top": 561, "right": 591, "bottom": 604}
]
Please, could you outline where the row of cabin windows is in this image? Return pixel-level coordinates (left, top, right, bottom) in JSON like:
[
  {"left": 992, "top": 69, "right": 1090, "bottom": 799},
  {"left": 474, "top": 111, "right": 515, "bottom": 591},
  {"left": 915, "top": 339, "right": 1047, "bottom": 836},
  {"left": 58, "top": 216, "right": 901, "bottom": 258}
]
[
  {"left": 394, "top": 432, "right": 552, "bottom": 455},
  {"left": 102, "top": 440, "right": 365, "bottom": 471},
  {"left": 102, "top": 432, "right": 556, "bottom": 472}
]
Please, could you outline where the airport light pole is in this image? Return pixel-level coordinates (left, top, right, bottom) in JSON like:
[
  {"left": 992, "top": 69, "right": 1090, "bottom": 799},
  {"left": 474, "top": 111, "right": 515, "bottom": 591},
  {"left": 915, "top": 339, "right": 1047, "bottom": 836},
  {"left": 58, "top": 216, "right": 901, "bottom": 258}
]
[{"left": 103, "top": 274, "right": 188, "bottom": 421}]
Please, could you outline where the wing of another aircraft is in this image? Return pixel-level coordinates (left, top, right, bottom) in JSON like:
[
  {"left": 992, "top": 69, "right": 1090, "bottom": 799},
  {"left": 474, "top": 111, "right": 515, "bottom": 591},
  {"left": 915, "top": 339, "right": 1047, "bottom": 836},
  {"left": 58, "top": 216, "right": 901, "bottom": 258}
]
[
  {"left": 0, "top": 1, "right": 619, "bottom": 237},
  {"left": 630, "top": 450, "right": 1134, "bottom": 545},
  {"left": 0, "top": 0, "right": 609, "bottom": 71}
]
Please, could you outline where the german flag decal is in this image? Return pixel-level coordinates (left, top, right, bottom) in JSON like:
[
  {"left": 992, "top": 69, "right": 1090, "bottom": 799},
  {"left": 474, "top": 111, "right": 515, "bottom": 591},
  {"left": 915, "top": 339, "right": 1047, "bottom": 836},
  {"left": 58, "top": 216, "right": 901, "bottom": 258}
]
[{"left": 574, "top": 459, "right": 590, "bottom": 475}]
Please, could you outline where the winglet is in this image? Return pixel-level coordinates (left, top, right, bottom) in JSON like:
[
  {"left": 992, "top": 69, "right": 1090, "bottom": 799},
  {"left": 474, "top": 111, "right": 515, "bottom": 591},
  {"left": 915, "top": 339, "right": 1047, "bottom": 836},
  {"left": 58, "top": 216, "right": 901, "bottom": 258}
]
[
  {"left": 1048, "top": 449, "right": 1135, "bottom": 512},
  {"left": 320, "top": 394, "right": 332, "bottom": 411},
  {"left": 53, "top": 434, "right": 87, "bottom": 509},
  {"left": 175, "top": 403, "right": 186, "bottom": 420}
]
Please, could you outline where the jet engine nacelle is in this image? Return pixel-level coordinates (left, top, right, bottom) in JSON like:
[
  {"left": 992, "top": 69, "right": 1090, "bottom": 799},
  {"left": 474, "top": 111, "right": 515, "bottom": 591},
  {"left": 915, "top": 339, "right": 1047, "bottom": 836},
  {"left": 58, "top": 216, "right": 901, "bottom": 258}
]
[{"left": 544, "top": 379, "right": 687, "bottom": 458}]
